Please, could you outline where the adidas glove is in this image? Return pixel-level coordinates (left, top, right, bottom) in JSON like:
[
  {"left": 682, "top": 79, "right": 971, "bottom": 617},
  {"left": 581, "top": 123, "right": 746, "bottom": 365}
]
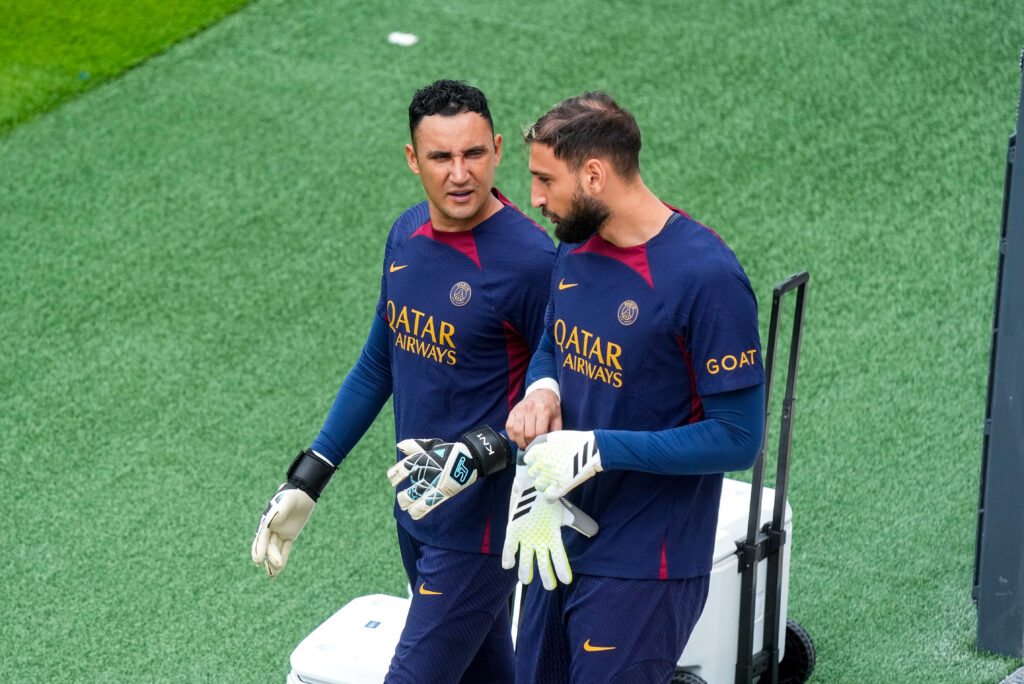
[
  {"left": 501, "top": 463, "right": 599, "bottom": 590},
  {"left": 524, "top": 430, "right": 602, "bottom": 500},
  {"left": 251, "top": 449, "right": 335, "bottom": 578},
  {"left": 387, "top": 425, "right": 511, "bottom": 520}
]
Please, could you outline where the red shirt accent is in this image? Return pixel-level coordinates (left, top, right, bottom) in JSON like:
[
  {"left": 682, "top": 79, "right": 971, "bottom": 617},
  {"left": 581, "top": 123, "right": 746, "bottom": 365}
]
[
  {"left": 411, "top": 220, "right": 481, "bottom": 268},
  {"left": 676, "top": 336, "right": 706, "bottom": 423},
  {"left": 480, "top": 514, "right": 492, "bottom": 554},
  {"left": 409, "top": 188, "right": 546, "bottom": 268},
  {"left": 568, "top": 206, "right": 724, "bottom": 288},
  {"left": 572, "top": 236, "right": 655, "bottom": 289},
  {"left": 503, "top": 321, "right": 530, "bottom": 411}
]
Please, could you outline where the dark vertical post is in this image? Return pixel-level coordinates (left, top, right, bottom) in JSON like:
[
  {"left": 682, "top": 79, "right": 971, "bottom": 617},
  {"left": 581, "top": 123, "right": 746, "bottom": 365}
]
[{"left": 975, "top": 47, "right": 1024, "bottom": 657}]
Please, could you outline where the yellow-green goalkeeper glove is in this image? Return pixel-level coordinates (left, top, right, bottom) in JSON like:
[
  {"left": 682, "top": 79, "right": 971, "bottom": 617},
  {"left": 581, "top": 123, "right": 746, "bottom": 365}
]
[
  {"left": 524, "top": 430, "right": 602, "bottom": 500},
  {"left": 501, "top": 463, "right": 599, "bottom": 590}
]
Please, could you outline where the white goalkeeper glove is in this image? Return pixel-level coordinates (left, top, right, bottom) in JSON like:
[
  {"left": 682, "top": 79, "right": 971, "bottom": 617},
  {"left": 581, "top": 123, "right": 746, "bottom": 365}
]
[
  {"left": 501, "top": 463, "right": 599, "bottom": 590},
  {"left": 524, "top": 430, "right": 602, "bottom": 500},
  {"left": 387, "top": 426, "right": 511, "bottom": 520},
  {"left": 252, "top": 449, "right": 335, "bottom": 578}
]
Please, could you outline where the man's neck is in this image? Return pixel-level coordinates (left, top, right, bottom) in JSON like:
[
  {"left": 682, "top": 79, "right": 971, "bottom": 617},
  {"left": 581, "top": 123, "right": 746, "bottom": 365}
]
[{"left": 597, "top": 183, "right": 673, "bottom": 248}]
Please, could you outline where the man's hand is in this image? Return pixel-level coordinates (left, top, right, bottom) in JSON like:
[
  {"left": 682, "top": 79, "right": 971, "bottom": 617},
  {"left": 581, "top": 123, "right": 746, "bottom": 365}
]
[
  {"left": 251, "top": 449, "right": 336, "bottom": 578},
  {"left": 252, "top": 484, "right": 315, "bottom": 578},
  {"left": 523, "top": 430, "right": 602, "bottom": 500},
  {"left": 501, "top": 465, "right": 576, "bottom": 590},
  {"left": 387, "top": 426, "right": 511, "bottom": 520},
  {"left": 389, "top": 439, "right": 479, "bottom": 520},
  {"left": 506, "top": 388, "right": 562, "bottom": 449}
]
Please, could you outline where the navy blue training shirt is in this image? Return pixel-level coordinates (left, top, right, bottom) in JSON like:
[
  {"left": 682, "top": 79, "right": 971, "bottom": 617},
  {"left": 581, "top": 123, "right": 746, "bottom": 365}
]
[
  {"left": 315, "top": 189, "right": 555, "bottom": 554},
  {"left": 541, "top": 210, "right": 764, "bottom": 579}
]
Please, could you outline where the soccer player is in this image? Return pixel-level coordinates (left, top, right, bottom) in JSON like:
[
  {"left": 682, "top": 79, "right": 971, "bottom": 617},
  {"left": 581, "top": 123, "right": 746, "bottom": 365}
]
[
  {"left": 503, "top": 92, "right": 767, "bottom": 683},
  {"left": 251, "top": 80, "right": 555, "bottom": 684}
]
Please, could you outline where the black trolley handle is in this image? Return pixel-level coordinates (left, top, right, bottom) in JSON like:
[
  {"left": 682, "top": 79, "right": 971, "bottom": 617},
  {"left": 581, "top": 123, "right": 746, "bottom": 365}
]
[
  {"left": 736, "top": 271, "right": 809, "bottom": 684},
  {"left": 744, "top": 270, "right": 809, "bottom": 548}
]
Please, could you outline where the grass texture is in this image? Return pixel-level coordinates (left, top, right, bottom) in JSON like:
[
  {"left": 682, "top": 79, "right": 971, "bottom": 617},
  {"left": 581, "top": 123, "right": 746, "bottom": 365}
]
[
  {"left": 2, "top": 0, "right": 1023, "bottom": 681},
  {"left": 0, "top": 0, "right": 252, "bottom": 135}
]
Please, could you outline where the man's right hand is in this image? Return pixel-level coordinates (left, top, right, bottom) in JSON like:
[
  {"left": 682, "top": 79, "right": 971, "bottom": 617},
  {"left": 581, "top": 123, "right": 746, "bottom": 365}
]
[
  {"left": 252, "top": 484, "right": 315, "bottom": 578},
  {"left": 251, "top": 449, "right": 336, "bottom": 578},
  {"left": 506, "top": 388, "right": 562, "bottom": 449}
]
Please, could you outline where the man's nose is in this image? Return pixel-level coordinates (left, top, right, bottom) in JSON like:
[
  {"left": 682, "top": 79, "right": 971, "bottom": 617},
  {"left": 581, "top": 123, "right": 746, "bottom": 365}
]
[
  {"left": 531, "top": 179, "right": 545, "bottom": 208},
  {"left": 451, "top": 157, "right": 470, "bottom": 184}
]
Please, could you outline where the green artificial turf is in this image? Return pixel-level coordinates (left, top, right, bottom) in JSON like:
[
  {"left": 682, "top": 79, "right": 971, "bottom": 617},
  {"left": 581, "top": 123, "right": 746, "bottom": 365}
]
[
  {"left": 0, "top": 0, "right": 252, "bottom": 135},
  {"left": 2, "top": 0, "right": 1024, "bottom": 681}
]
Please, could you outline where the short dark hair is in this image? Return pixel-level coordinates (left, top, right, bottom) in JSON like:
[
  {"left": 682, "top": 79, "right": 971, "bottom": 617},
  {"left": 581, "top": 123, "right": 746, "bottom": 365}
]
[
  {"left": 408, "top": 80, "right": 493, "bottom": 139},
  {"left": 524, "top": 91, "right": 641, "bottom": 179}
]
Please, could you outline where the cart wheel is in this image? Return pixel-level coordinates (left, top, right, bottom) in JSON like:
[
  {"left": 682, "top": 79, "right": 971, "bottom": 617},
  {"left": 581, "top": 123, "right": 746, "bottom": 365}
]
[
  {"left": 670, "top": 669, "right": 707, "bottom": 684},
  {"left": 778, "top": 618, "right": 816, "bottom": 684}
]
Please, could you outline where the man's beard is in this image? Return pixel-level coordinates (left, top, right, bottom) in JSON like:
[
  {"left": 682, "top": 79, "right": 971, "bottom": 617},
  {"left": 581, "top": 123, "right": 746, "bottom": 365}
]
[{"left": 551, "top": 190, "right": 610, "bottom": 244}]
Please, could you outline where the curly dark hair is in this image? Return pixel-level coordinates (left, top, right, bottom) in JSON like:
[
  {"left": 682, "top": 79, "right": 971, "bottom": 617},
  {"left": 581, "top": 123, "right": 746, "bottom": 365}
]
[{"left": 409, "top": 80, "right": 493, "bottom": 139}]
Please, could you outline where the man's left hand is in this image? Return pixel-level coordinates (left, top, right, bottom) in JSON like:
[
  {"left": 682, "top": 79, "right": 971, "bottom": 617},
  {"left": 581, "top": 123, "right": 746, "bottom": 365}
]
[
  {"left": 386, "top": 426, "right": 511, "bottom": 519},
  {"left": 388, "top": 438, "right": 479, "bottom": 519}
]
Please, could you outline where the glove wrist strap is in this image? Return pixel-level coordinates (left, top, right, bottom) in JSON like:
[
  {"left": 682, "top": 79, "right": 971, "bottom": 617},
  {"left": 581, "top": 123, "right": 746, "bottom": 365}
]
[
  {"left": 286, "top": 449, "right": 336, "bottom": 501},
  {"left": 460, "top": 425, "right": 512, "bottom": 477}
]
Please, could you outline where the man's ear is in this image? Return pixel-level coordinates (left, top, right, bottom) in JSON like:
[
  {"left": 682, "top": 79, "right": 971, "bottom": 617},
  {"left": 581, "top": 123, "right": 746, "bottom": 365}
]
[
  {"left": 581, "top": 158, "right": 606, "bottom": 194},
  {"left": 405, "top": 143, "right": 420, "bottom": 175},
  {"left": 493, "top": 133, "right": 503, "bottom": 166}
]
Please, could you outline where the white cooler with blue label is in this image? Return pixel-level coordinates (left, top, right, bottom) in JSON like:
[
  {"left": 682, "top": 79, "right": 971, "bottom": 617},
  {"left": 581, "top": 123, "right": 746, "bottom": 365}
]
[
  {"left": 286, "top": 478, "right": 792, "bottom": 684},
  {"left": 286, "top": 593, "right": 410, "bottom": 684}
]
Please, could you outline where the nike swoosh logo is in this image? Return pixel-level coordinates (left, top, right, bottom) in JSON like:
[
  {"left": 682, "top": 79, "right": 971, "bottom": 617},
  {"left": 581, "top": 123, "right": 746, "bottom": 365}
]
[
  {"left": 558, "top": 279, "right": 578, "bottom": 290},
  {"left": 418, "top": 583, "right": 442, "bottom": 595},
  {"left": 583, "top": 639, "right": 616, "bottom": 652},
  {"left": 390, "top": 262, "right": 408, "bottom": 273}
]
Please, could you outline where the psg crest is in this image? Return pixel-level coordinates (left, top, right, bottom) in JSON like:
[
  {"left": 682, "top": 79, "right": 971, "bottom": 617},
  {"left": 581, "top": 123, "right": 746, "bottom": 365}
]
[
  {"left": 450, "top": 281, "right": 472, "bottom": 307},
  {"left": 617, "top": 299, "right": 638, "bottom": 325}
]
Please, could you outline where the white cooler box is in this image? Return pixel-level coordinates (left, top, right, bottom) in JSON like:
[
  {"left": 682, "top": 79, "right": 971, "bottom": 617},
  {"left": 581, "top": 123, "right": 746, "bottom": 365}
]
[
  {"left": 287, "top": 593, "right": 411, "bottom": 684},
  {"left": 676, "top": 477, "right": 792, "bottom": 684},
  {"left": 287, "top": 478, "right": 791, "bottom": 684}
]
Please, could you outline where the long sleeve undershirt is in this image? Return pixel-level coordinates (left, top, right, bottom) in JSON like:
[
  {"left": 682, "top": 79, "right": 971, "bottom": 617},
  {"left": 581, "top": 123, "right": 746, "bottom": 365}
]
[
  {"left": 595, "top": 383, "right": 764, "bottom": 475},
  {"left": 524, "top": 328, "right": 557, "bottom": 387},
  {"left": 310, "top": 314, "right": 393, "bottom": 466}
]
